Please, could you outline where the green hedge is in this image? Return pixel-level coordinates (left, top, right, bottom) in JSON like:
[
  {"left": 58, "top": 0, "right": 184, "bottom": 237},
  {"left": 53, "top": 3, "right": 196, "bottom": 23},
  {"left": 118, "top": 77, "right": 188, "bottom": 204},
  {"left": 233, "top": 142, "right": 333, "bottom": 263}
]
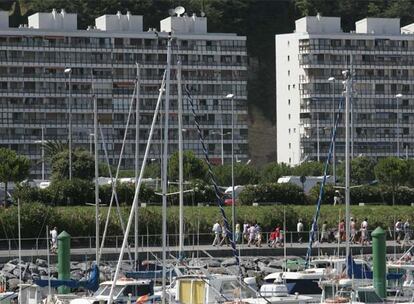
[
  {"left": 238, "top": 183, "right": 306, "bottom": 205},
  {"left": 1, "top": 204, "right": 411, "bottom": 238}
]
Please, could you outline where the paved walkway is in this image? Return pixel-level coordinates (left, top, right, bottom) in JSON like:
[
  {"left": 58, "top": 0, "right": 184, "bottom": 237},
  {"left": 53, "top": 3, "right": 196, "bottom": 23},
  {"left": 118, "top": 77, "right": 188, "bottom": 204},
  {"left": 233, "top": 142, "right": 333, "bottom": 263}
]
[{"left": 0, "top": 240, "right": 410, "bottom": 262}]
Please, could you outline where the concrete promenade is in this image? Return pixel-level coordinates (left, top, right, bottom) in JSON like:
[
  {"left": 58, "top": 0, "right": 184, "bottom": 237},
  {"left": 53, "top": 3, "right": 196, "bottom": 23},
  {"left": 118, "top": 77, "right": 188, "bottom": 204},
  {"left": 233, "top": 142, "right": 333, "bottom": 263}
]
[{"left": 0, "top": 240, "right": 409, "bottom": 263}]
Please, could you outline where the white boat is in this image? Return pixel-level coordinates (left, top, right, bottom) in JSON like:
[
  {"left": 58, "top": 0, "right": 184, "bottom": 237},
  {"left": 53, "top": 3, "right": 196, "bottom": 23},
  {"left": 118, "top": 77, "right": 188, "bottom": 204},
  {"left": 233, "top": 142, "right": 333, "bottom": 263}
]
[
  {"left": 69, "top": 278, "right": 158, "bottom": 304},
  {"left": 264, "top": 257, "right": 372, "bottom": 295},
  {"left": 174, "top": 274, "right": 313, "bottom": 304}
]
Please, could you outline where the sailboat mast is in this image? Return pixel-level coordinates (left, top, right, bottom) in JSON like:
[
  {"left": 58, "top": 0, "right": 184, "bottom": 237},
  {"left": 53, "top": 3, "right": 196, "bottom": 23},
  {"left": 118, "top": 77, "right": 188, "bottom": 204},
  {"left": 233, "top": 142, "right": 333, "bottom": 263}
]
[
  {"left": 161, "top": 36, "right": 172, "bottom": 304},
  {"left": 344, "top": 70, "right": 351, "bottom": 263},
  {"left": 93, "top": 80, "right": 100, "bottom": 265},
  {"left": 135, "top": 63, "right": 140, "bottom": 270},
  {"left": 18, "top": 198, "right": 21, "bottom": 301},
  {"left": 177, "top": 60, "right": 184, "bottom": 259}
]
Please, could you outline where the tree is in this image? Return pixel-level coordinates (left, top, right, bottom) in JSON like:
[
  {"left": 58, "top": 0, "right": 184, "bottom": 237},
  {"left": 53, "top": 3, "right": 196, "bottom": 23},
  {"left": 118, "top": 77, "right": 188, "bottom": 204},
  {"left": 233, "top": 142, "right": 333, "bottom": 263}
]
[
  {"left": 0, "top": 148, "right": 30, "bottom": 203},
  {"left": 51, "top": 148, "right": 94, "bottom": 180},
  {"left": 292, "top": 161, "right": 324, "bottom": 176},
  {"left": 350, "top": 156, "right": 377, "bottom": 185},
  {"left": 374, "top": 157, "right": 407, "bottom": 205},
  {"left": 212, "top": 163, "right": 259, "bottom": 186},
  {"left": 260, "top": 162, "right": 292, "bottom": 183},
  {"left": 168, "top": 151, "right": 208, "bottom": 182}
]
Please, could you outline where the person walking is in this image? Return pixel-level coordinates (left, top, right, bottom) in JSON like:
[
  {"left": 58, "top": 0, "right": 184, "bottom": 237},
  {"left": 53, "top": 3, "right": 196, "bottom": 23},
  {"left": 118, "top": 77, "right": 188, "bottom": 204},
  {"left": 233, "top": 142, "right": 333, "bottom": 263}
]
[
  {"left": 242, "top": 221, "right": 249, "bottom": 244},
  {"left": 403, "top": 219, "right": 411, "bottom": 248},
  {"left": 212, "top": 221, "right": 221, "bottom": 246},
  {"left": 247, "top": 224, "right": 256, "bottom": 247},
  {"left": 235, "top": 223, "right": 241, "bottom": 244},
  {"left": 350, "top": 217, "right": 356, "bottom": 244},
  {"left": 255, "top": 223, "right": 262, "bottom": 247},
  {"left": 297, "top": 219, "right": 304, "bottom": 243},
  {"left": 50, "top": 227, "right": 58, "bottom": 254},
  {"left": 395, "top": 219, "right": 403, "bottom": 244},
  {"left": 333, "top": 190, "right": 342, "bottom": 205},
  {"left": 320, "top": 221, "right": 329, "bottom": 243},
  {"left": 338, "top": 219, "right": 345, "bottom": 243},
  {"left": 219, "top": 223, "right": 229, "bottom": 246},
  {"left": 360, "top": 218, "right": 369, "bottom": 246}
]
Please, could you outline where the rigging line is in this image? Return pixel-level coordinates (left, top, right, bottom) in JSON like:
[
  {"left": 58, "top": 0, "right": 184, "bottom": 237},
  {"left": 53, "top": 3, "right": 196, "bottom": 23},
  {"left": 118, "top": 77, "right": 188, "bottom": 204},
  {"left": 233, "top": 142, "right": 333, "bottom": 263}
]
[
  {"left": 98, "top": 82, "right": 137, "bottom": 261},
  {"left": 98, "top": 123, "right": 133, "bottom": 264},
  {"left": 184, "top": 85, "right": 241, "bottom": 276},
  {"left": 305, "top": 96, "right": 345, "bottom": 268}
]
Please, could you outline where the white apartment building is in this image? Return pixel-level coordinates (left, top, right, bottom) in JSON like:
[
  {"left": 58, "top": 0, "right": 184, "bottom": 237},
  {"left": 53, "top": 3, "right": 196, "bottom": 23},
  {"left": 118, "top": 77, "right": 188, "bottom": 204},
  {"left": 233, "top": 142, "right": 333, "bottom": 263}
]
[
  {"left": 0, "top": 9, "right": 248, "bottom": 178},
  {"left": 276, "top": 15, "right": 414, "bottom": 165}
]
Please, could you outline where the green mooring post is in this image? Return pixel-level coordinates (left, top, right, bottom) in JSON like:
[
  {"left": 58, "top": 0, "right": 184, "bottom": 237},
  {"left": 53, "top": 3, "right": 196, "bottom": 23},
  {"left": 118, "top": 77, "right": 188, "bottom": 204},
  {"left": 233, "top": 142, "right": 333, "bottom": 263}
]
[
  {"left": 57, "top": 231, "right": 71, "bottom": 294},
  {"left": 371, "top": 227, "right": 386, "bottom": 299}
]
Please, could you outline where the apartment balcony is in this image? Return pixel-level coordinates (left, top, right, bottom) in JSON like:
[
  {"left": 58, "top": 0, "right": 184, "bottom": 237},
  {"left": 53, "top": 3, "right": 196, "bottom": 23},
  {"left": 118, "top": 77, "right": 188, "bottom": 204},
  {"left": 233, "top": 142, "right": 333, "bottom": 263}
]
[
  {"left": 298, "top": 44, "right": 414, "bottom": 54},
  {"left": 299, "top": 57, "right": 414, "bottom": 68},
  {"left": 0, "top": 41, "right": 246, "bottom": 54}
]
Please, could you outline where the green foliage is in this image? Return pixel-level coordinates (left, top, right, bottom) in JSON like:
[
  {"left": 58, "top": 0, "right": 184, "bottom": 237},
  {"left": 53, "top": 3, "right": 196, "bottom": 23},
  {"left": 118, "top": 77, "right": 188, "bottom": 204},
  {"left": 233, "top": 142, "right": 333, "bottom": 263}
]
[
  {"left": 336, "top": 157, "right": 377, "bottom": 185},
  {"left": 99, "top": 182, "right": 157, "bottom": 205},
  {"left": 144, "top": 162, "right": 160, "bottom": 179},
  {"left": 46, "top": 178, "right": 95, "bottom": 205},
  {"left": 291, "top": 161, "right": 324, "bottom": 176},
  {"left": 51, "top": 148, "right": 95, "bottom": 180},
  {"left": 4, "top": 204, "right": 414, "bottom": 239},
  {"left": 0, "top": 148, "right": 30, "bottom": 202},
  {"left": 260, "top": 162, "right": 292, "bottom": 183},
  {"left": 168, "top": 151, "right": 208, "bottom": 182},
  {"left": 375, "top": 157, "right": 407, "bottom": 205},
  {"left": 213, "top": 163, "right": 259, "bottom": 186},
  {"left": 238, "top": 183, "right": 306, "bottom": 205}
]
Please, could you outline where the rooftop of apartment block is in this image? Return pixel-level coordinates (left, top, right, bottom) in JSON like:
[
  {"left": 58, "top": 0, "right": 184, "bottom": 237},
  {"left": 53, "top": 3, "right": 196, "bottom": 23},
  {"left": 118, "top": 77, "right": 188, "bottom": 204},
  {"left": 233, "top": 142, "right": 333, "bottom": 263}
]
[
  {"left": 0, "top": 8, "right": 244, "bottom": 39},
  {"left": 293, "top": 14, "right": 414, "bottom": 36}
]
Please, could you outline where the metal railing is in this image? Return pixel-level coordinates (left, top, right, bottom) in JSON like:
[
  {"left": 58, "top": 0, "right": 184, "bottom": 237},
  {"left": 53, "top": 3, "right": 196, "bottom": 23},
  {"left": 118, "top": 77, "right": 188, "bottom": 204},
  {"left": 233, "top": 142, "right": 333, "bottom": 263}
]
[{"left": 0, "top": 229, "right": 402, "bottom": 254}]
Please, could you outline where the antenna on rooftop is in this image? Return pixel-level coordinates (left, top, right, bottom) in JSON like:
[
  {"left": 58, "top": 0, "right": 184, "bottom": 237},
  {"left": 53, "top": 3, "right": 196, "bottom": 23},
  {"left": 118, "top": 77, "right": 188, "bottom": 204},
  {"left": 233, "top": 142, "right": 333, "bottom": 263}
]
[{"left": 174, "top": 6, "right": 185, "bottom": 17}]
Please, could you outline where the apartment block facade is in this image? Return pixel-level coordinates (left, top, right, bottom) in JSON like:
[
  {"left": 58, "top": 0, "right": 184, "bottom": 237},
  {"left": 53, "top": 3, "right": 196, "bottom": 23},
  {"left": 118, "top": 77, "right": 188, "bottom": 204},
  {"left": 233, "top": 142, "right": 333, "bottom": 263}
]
[
  {"left": 276, "top": 16, "right": 414, "bottom": 165},
  {"left": 0, "top": 9, "right": 248, "bottom": 178}
]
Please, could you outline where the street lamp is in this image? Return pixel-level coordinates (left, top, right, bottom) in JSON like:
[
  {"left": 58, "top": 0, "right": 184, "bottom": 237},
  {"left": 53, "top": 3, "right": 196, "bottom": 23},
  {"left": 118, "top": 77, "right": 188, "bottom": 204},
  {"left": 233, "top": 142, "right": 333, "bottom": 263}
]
[
  {"left": 225, "top": 93, "right": 236, "bottom": 241},
  {"left": 34, "top": 126, "right": 45, "bottom": 181},
  {"left": 212, "top": 131, "right": 231, "bottom": 165},
  {"left": 89, "top": 133, "right": 94, "bottom": 155},
  {"left": 395, "top": 94, "right": 403, "bottom": 158},
  {"left": 328, "top": 76, "right": 336, "bottom": 184},
  {"left": 64, "top": 68, "right": 72, "bottom": 180}
]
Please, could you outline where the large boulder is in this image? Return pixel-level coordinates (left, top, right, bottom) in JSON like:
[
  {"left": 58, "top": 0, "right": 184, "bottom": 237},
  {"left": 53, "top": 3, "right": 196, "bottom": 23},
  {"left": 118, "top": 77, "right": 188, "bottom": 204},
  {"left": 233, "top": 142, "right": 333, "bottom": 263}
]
[
  {"left": 2, "top": 263, "right": 16, "bottom": 273},
  {"left": 35, "top": 259, "right": 48, "bottom": 268},
  {"left": 221, "top": 258, "right": 238, "bottom": 267}
]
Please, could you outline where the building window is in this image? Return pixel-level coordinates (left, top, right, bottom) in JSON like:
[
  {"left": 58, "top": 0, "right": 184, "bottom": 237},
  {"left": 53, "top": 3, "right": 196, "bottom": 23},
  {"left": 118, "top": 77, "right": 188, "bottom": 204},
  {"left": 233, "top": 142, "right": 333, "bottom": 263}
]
[
  {"left": 289, "top": 143, "right": 291, "bottom": 149},
  {"left": 293, "top": 128, "right": 296, "bottom": 133},
  {"left": 288, "top": 41, "right": 290, "bottom": 47},
  {"left": 288, "top": 128, "right": 291, "bottom": 134},
  {"left": 288, "top": 114, "right": 291, "bottom": 120},
  {"left": 289, "top": 157, "right": 291, "bottom": 163},
  {"left": 292, "top": 84, "right": 295, "bottom": 89},
  {"left": 288, "top": 85, "right": 290, "bottom": 90},
  {"left": 288, "top": 99, "right": 291, "bottom": 105},
  {"left": 287, "top": 55, "right": 290, "bottom": 61},
  {"left": 288, "top": 70, "right": 290, "bottom": 76}
]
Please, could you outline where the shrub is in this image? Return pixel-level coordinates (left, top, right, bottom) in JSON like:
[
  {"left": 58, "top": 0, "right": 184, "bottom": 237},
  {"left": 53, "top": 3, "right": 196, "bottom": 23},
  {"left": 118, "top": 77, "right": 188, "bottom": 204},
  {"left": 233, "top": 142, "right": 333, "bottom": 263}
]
[
  {"left": 238, "top": 183, "right": 306, "bottom": 205},
  {"left": 100, "top": 182, "right": 158, "bottom": 205},
  {"left": 45, "top": 179, "right": 94, "bottom": 205}
]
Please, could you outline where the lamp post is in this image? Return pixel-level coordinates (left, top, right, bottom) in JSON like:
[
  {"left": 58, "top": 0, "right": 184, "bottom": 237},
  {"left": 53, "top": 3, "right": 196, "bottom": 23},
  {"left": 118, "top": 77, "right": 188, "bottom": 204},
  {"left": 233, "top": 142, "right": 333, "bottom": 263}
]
[
  {"left": 89, "top": 133, "right": 94, "bottom": 155},
  {"left": 395, "top": 94, "right": 403, "bottom": 158},
  {"left": 328, "top": 76, "right": 336, "bottom": 184},
  {"left": 64, "top": 68, "right": 72, "bottom": 180},
  {"left": 34, "top": 126, "right": 45, "bottom": 181},
  {"left": 212, "top": 131, "right": 231, "bottom": 165},
  {"left": 226, "top": 93, "right": 235, "bottom": 241},
  {"left": 316, "top": 112, "right": 320, "bottom": 162}
]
